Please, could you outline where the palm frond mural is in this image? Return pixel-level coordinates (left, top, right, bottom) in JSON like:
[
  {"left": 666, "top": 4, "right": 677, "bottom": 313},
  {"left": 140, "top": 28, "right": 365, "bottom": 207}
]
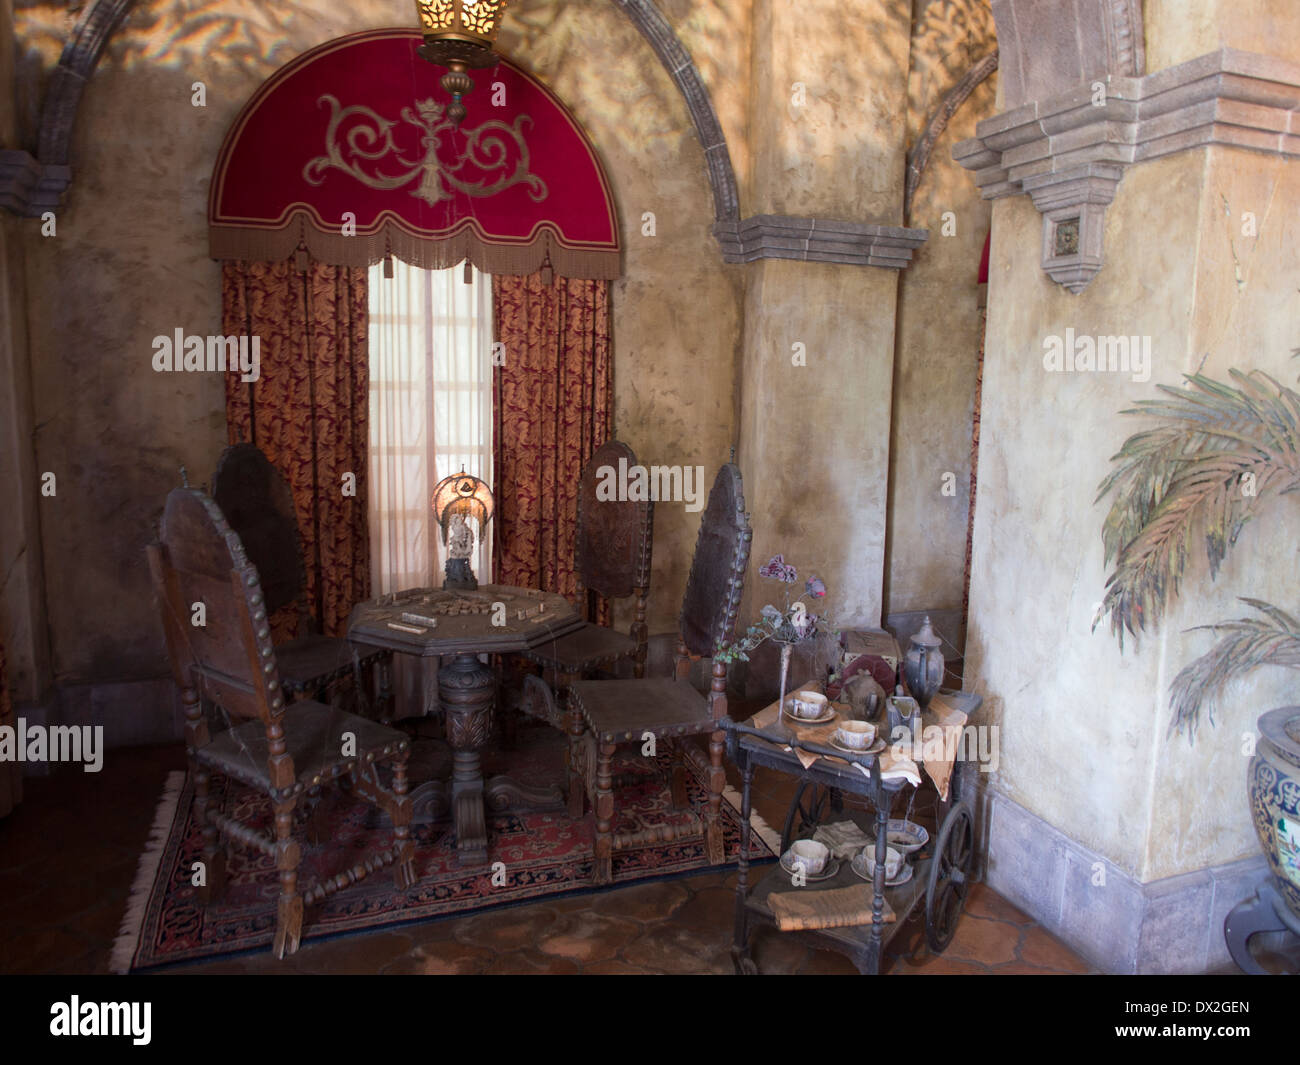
[
  {"left": 1169, "top": 599, "right": 1300, "bottom": 739},
  {"left": 1094, "top": 369, "right": 1300, "bottom": 740}
]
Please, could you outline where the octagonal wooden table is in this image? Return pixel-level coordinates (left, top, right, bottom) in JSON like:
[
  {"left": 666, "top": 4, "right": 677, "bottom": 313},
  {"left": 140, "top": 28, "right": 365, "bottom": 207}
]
[{"left": 348, "top": 584, "right": 584, "bottom": 866}]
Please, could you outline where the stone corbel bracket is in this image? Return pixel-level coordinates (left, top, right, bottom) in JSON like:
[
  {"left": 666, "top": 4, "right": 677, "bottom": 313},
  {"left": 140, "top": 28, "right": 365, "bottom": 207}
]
[
  {"left": 713, "top": 215, "right": 928, "bottom": 269},
  {"left": 954, "top": 48, "right": 1300, "bottom": 292}
]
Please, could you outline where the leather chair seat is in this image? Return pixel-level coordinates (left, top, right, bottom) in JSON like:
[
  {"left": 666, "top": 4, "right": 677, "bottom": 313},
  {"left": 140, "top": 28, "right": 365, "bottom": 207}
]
[{"left": 521, "top": 623, "right": 637, "bottom": 674}]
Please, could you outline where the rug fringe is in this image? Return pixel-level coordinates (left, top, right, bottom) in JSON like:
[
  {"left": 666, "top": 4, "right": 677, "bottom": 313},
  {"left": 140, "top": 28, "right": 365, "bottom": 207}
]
[
  {"left": 720, "top": 781, "right": 782, "bottom": 855},
  {"left": 109, "top": 769, "right": 186, "bottom": 974}
]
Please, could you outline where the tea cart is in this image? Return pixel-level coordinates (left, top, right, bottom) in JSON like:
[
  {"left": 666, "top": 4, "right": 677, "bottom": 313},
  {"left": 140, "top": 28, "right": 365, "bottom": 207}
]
[{"left": 719, "top": 689, "right": 981, "bottom": 975}]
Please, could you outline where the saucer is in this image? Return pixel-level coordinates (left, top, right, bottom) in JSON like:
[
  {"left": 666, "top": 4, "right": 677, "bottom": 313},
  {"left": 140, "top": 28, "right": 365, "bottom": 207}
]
[
  {"left": 850, "top": 852, "right": 913, "bottom": 887},
  {"left": 780, "top": 852, "right": 842, "bottom": 883},
  {"left": 827, "top": 735, "right": 886, "bottom": 757},
  {"left": 783, "top": 703, "right": 837, "bottom": 725}
]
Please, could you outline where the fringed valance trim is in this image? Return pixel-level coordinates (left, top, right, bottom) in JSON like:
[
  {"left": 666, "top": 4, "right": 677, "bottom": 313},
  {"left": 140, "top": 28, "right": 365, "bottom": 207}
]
[{"left": 209, "top": 213, "right": 622, "bottom": 280}]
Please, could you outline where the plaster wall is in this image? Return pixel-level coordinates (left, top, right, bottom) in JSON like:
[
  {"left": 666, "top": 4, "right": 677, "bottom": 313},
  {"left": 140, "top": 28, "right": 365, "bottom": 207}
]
[
  {"left": 738, "top": 259, "right": 899, "bottom": 628},
  {"left": 886, "top": 0, "right": 996, "bottom": 617},
  {"left": 1143, "top": 146, "right": 1300, "bottom": 880},
  {"left": 735, "top": 0, "right": 911, "bottom": 630},
  {"left": 11, "top": 0, "right": 746, "bottom": 689},
  {"left": 1145, "top": 0, "right": 1300, "bottom": 72},
  {"left": 746, "top": 0, "right": 911, "bottom": 220},
  {"left": 968, "top": 144, "right": 1300, "bottom": 882}
]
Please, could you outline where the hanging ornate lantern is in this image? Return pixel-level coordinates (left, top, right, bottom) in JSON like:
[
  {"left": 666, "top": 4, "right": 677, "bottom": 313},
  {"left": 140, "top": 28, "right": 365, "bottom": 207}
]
[{"left": 414, "top": 0, "right": 510, "bottom": 126}]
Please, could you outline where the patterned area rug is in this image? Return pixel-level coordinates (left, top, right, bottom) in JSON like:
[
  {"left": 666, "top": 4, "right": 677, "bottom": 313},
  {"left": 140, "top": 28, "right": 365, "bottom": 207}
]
[{"left": 111, "top": 725, "right": 777, "bottom": 971}]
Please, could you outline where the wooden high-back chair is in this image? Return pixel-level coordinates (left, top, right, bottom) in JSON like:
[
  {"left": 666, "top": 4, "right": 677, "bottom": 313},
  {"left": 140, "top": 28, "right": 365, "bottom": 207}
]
[
  {"left": 517, "top": 439, "right": 654, "bottom": 812},
  {"left": 567, "top": 461, "right": 751, "bottom": 883},
  {"left": 147, "top": 487, "right": 415, "bottom": 958},
  {"left": 211, "top": 443, "right": 390, "bottom": 712}
]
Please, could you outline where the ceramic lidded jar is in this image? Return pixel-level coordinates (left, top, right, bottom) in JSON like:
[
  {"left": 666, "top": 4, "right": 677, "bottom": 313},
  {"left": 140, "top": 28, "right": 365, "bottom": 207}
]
[
  {"left": 901, "top": 616, "right": 944, "bottom": 713},
  {"left": 1249, "top": 707, "right": 1300, "bottom": 921}
]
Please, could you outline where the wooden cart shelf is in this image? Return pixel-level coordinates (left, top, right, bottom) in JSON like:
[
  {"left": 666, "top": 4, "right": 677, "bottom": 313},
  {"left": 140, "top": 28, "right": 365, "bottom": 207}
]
[
  {"left": 720, "top": 689, "right": 982, "bottom": 975},
  {"left": 743, "top": 848, "right": 934, "bottom": 960}
]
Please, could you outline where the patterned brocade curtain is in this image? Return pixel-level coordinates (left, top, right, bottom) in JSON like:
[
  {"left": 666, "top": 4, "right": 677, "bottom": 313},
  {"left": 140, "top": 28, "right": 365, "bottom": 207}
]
[
  {"left": 222, "top": 258, "right": 371, "bottom": 638},
  {"left": 492, "top": 273, "right": 613, "bottom": 623}
]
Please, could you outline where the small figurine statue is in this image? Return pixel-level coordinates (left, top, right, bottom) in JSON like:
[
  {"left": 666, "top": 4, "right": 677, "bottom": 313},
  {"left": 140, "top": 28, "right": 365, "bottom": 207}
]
[
  {"left": 448, "top": 513, "right": 473, "bottom": 559},
  {"left": 443, "top": 513, "right": 478, "bottom": 590}
]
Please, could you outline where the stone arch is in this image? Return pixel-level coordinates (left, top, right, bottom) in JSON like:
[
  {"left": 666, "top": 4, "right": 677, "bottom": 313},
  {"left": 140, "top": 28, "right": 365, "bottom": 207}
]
[
  {"left": 7, "top": 0, "right": 742, "bottom": 227},
  {"left": 903, "top": 50, "right": 998, "bottom": 226},
  {"left": 609, "top": 0, "right": 739, "bottom": 223},
  {"left": 36, "top": 0, "right": 134, "bottom": 165}
]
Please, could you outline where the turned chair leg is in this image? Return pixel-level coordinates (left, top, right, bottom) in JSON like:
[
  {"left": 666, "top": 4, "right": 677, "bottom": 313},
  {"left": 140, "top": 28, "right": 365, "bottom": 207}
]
[
  {"left": 392, "top": 749, "right": 416, "bottom": 891},
  {"left": 704, "top": 727, "right": 726, "bottom": 865},
  {"left": 593, "top": 741, "right": 616, "bottom": 885},
  {"left": 192, "top": 761, "right": 226, "bottom": 903},
  {"left": 272, "top": 800, "right": 304, "bottom": 959}
]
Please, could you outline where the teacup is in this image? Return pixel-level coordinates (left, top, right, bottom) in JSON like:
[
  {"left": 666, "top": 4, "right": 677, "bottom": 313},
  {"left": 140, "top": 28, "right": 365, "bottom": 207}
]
[
  {"left": 862, "top": 844, "right": 903, "bottom": 881},
  {"left": 788, "top": 839, "right": 829, "bottom": 876},
  {"left": 787, "top": 691, "right": 828, "bottom": 719},
  {"left": 834, "top": 720, "right": 877, "bottom": 750}
]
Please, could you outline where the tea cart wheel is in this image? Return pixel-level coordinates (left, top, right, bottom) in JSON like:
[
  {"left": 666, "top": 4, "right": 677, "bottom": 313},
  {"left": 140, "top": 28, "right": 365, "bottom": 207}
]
[
  {"left": 925, "top": 801, "right": 974, "bottom": 953},
  {"left": 781, "top": 781, "right": 830, "bottom": 852}
]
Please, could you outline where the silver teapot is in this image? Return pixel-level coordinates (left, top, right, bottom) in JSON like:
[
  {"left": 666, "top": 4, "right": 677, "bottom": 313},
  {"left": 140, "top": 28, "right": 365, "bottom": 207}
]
[{"left": 901, "top": 616, "right": 944, "bottom": 712}]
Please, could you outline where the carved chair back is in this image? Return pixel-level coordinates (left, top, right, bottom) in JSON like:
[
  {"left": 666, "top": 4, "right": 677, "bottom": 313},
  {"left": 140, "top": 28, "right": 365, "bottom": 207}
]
[
  {"left": 148, "top": 487, "right": 289, "bottom": 747},
  {"left": 677, "top": 462, "right": 752, "bottom": 660},
  {"left": 575, "top": 439, "right": 654, "bottom": 638},
  {"left": 211, "top": 443, "right": 305, "bottom": 622}
]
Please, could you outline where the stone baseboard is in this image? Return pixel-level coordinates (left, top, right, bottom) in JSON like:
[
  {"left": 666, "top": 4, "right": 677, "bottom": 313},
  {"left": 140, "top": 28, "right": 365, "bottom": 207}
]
[{"left": 984, "top": 787, "right": 1267, "bottom": 973}]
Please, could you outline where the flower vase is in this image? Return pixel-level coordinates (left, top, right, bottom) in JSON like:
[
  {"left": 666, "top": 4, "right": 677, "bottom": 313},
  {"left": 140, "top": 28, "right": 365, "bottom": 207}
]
[{"left": 776, "top": 640, "right": 793, "bottom": 739}]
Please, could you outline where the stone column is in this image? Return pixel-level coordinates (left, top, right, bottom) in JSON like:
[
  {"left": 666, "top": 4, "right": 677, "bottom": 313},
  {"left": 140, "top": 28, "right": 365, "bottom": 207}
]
[
  {"left": 962, "top": 0, "right": 1300, "bottom": 971},
  {"left": 735, "top": 0, "right": 915, "bottom": 627}
]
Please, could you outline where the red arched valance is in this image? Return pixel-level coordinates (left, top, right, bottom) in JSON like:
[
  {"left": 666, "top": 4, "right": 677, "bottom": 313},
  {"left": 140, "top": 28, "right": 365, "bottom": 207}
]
[{"left": 209, "top": 29, "right": 621, "bottom": 279}]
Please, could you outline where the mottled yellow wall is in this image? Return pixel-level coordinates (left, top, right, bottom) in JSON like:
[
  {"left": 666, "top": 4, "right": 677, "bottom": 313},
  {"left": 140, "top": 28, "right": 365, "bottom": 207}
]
[
  {"left": 12, "top": 0, "right": 745, "bottom": 684},
  {"left": 736, "top": 0, "right": 911, "bottom": 630},
  {"left": 966, "top": 0, "right": 1300, "bottom": 884},
  {"left": 886, "top": 0, "right": 996, "bottom": 617},
  {"left": 1145, "top": 0, "right": 1300, "bottom": 70}
]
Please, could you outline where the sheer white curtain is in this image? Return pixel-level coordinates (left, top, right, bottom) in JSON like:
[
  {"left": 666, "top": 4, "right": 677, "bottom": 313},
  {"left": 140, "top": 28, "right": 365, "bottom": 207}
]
[{"left": 368, "top": 259, "right": 494, "bottom": 596}]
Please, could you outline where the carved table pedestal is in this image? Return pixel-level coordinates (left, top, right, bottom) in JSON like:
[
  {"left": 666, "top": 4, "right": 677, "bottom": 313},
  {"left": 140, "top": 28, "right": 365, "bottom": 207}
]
[{"left": 348, "top": 585, "right": 584, "bottom": 867}]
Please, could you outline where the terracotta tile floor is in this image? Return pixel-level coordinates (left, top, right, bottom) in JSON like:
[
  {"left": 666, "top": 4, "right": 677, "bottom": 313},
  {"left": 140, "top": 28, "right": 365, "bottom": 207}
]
[{"left": 0, "top": 740, "right": 1094, "bottom": 975}]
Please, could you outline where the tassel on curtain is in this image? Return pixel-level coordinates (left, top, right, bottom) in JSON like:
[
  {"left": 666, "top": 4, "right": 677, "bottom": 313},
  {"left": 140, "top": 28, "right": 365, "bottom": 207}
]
[
  {"left": 222, "top": 258, "right": 371, "bottom": 638},
  {"left": 492, "top": 272, "right": 613, "bottom": 623}
]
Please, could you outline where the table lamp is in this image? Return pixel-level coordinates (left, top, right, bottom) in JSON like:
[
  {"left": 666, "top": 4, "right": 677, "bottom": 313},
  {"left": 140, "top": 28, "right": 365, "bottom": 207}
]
[{"left": 432, "top": 468, "right": 494, "bottom": 590}]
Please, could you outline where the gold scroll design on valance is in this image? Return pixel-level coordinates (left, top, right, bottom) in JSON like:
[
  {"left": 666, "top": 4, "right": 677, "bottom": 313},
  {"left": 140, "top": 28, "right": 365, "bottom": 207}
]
[{"left": 303, "top": 94, "right": 548, "bottom": 207}]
